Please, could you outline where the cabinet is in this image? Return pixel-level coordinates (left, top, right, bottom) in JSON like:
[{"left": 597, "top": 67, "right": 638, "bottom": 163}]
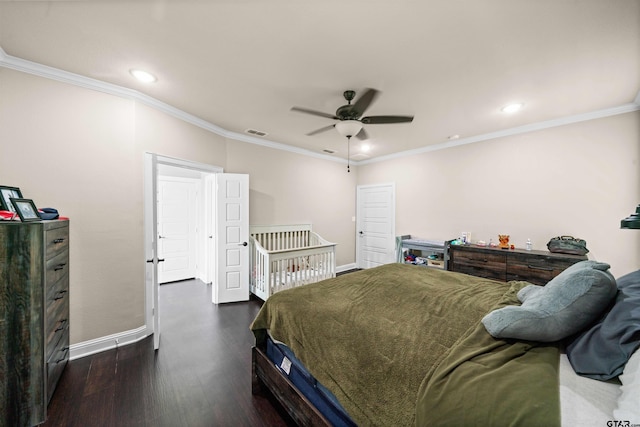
[
  {"left": 448, "top": 244, "right": 586, "bottom": 286},
  {"left": 0, "top": 220, "right": 70, "bottom": 426},
  {"left": 399, "top": 236, "right": 451, "bottom": 270}
]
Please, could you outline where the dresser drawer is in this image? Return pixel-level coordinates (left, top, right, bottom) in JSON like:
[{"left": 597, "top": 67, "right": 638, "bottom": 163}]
[
  {"left": 46, "top": 273, "right": 69, "bottom": 304},
  {"left": 45, "top": 250, "right": 69, "bottom": 287},
  {"left": 44, "top": 224, "right": 69, "bottom": 260},
  {"left": 507, "top": 254, "right": 583, "bottom": 285},
  {"left": 46, "top": 332, "right": 69, "bottom": 404},
  {"left": 46, "top": 290, "right": 69, "bottom": 359},
  {"left": 451, "top": 250, "right": 507, "bottom": 281}
]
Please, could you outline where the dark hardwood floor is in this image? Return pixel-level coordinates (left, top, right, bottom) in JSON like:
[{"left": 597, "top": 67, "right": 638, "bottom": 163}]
[{"left": 42, "top": 280, "right": 295, "bottom": 427}]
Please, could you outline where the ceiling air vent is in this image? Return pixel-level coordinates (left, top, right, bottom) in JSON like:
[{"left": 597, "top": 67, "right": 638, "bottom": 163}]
[
  {"left": 245, "top": 129, "right": 268, "bottom": 137},
  {"left": 322, "top": 149, "right": 336, "bottom": 154}
]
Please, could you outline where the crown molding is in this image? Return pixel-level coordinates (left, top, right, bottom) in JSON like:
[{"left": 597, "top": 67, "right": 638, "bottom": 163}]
[
  {"left": 1, "top": 46, "right": 638, "bottom": 167},
  {"left": 0, "top": 46, "right": 345, "bottom": 165},
  {"left": 358, "top": 99, "right": 640, "bottom": 166}
]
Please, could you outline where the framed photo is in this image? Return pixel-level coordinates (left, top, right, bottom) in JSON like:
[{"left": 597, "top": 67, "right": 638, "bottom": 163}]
[
  {"left": 10, "top": 198, "right": 41, "bottom": 222},
  {"left": 0, "top": 186, "right": 23, "bottom": 213}
]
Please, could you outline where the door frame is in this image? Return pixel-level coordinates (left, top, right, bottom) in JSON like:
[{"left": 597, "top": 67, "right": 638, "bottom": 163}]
[
  {"left": 355, "top": 182, "right": 396, "bottom": 269},
  {"left": 143, "top": 153, "right": 222, "bottom": 349}
]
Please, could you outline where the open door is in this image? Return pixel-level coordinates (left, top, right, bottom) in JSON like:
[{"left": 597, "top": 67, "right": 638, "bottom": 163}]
[
  {"left": 203, "top": 174, "right": 216, "bottom": 284},
  {"left": 144, "top": 153, "right": 161, "bottom": 350},
  {"left": 213, "top": 173, "right": 250, "bottom": 304}
]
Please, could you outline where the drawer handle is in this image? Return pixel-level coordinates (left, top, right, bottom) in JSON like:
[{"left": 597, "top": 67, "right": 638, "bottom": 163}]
[
  {"left": 527, "top": 264, "right": 554, "bottom": 271},
  {"left": 55, "top": 347, "right": 69, "bottom": 363},
  {"left": 53, "top": 290, "right": 68, "bottom": 300},
  {"left": 55, "top": 319, "right": 68, "bottom": 332},
  {"left": 53, "top": 238, "right": 66, "bottom": 244},
  {"left": 54, "top": 263, "right": 67, "bottom": 271}
]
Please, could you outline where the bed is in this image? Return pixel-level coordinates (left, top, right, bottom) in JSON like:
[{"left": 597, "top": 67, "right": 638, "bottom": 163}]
[
  {"left": 249, "top": 224, "right": 336, "bottom": 301},
  {"left": 250, "top": 262, "right": 640, "bottom": 426}
]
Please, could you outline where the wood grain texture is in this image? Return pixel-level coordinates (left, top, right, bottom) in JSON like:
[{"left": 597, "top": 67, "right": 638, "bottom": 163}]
[
  {"left": 0, "top": 222, "right": 45, "bottom": 427},
  {"left": 42, "top": 280, "right": 295, "bottom": 427},
  {"left": 252, "top": 347, "right": 331, "bottom": 427},
  {"left": 449, "top": 245, "right": 587, "bottom": 286}
]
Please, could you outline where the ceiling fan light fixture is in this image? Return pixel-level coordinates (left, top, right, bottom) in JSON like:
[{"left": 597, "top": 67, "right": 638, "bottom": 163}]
[{"left": 335, "top": 120, "right": 363, "bottom": 138}]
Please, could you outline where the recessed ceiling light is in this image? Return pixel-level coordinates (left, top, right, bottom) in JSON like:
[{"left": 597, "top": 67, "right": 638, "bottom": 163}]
[
  {"left": 360, "top": 143, "right": 371, "bottom": 152},
  {"left": 129, "top": 69, "right": 157, "bottom": 83},
  {"left": 501, "top": 103, "right": 524, "bottom": 114},
  {"left": 448, "top": 134, "right": 460, "bottom": 140}
]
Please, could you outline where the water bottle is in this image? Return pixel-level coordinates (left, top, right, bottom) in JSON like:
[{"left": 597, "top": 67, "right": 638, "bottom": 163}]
[{"left": 526, "top": 239, "right": 532, "bottom": 251}]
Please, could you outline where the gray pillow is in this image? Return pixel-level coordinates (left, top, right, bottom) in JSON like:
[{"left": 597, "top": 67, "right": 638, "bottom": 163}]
[
  {"left": 566, "top": 269, "right": 640, "bottom": 380},
  {"left": 482, "top": 261, "right": 617, "bottom": 342}
]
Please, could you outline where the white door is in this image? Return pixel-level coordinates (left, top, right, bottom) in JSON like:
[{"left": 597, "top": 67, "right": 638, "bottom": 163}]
[
  {"left": 356, "top": 183, "right": 396, "bottom": 269},
  {"left": 143, "top": 153, "right": 161, "bottom": 350},
  {"left": 203, "top": 174, "right": 215, "bottom": 284},
  {"left": 213, "top": 173, "right": 250, "bottom": 304},
  {"left": 157, "top": 177, "right": 198, "bottom": 283}
]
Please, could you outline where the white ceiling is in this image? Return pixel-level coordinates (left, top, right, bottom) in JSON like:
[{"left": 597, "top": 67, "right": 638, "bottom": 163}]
[{"left": 1, "top": 1, "right": 639, "bottom": 163}]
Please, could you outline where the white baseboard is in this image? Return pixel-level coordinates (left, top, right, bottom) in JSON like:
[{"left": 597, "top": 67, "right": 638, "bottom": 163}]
[{"left": 69, "top": 325, "right": 151, "bottom": 361}]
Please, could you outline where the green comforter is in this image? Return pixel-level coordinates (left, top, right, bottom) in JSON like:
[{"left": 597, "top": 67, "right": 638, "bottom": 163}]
[{"left": 250, "top": 263, "right": 560, "bottom": 426}]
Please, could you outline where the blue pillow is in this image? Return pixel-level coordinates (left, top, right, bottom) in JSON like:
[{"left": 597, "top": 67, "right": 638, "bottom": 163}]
[
  {"left": 482, "top": 261, "right": 617, "bottom": 342},
  {"left": 566, "top": 269, "right": 640, "bottom": 380}
]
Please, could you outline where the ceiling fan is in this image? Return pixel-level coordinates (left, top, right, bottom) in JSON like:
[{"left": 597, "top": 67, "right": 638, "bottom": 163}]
[{"left": 291, "top": 88, "right": 414, "bottom": 141}]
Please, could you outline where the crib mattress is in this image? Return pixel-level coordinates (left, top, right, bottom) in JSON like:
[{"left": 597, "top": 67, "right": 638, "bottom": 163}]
[{"left": 266, "top": 335, "right": 356, "bottom": 427}]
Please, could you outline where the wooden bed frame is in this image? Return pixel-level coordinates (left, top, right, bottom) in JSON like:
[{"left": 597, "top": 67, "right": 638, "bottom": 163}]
[{"left": 252, "top": 343, "right": 332, "bottom": 426}]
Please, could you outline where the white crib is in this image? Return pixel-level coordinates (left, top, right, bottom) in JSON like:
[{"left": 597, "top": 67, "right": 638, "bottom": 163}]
[{"left": 250, "top": 224, "right": 337, "bottom": 300}]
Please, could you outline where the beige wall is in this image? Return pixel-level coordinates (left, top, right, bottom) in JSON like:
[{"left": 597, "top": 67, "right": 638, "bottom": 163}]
[
  {"left": 0, "top": 68, "right": 357, "bottom": 345},
  {"left": 1, "top": 69, "right": 143, "bottom": 343},
  {"left": 357, "top": 111, "right": 640, "bottom": 277},
  {"left": 226, "top": 141, "right": 357, "bottom": 266}
]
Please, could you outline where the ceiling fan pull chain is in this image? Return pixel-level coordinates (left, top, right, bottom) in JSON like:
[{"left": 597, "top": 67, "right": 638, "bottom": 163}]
[{"left": 347, "top": 136, "right": 351, "bottom": 172}]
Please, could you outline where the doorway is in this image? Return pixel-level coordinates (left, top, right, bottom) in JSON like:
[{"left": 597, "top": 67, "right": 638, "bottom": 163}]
[{"left": 144, "top": 154, "right": 222, "bottom": 349}]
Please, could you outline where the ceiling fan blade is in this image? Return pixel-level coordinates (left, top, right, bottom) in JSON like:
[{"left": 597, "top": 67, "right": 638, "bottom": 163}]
[
  {"left": 291, "top": 106, "right": 338, "bottom": 120},
  {"left": 355, "top": 127, "right": 369, "bottom": 140},
  {"left": 306, "top": 124, "right": 335, "bottom": 136},
  {"left": 351, "top": 88, "right": 379, "bottom": 117},
  {"left": 361, "top": 115, "right": 414, "bottom": 124}
]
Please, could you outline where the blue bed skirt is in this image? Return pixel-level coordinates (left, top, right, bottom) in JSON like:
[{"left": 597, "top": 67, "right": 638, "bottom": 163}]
[{"left": 266, "top": 336, "right": 356, "bottom": 427}]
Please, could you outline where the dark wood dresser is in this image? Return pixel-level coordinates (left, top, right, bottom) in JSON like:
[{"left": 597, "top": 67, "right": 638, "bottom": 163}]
[
  {"left": 0, "top": 220, "right": 70, "bottom": 426},
  {"left": 448, "top": 244, "right": 587, "bottom": 286}
]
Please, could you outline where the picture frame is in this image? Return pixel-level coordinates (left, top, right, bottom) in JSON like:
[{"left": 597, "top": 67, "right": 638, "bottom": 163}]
[
  {"left": 0, "top": 186, "right": 23, "bottom": 213},
  {"left": 10, "top": 198, "right": 41, "bottom": 222}
]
